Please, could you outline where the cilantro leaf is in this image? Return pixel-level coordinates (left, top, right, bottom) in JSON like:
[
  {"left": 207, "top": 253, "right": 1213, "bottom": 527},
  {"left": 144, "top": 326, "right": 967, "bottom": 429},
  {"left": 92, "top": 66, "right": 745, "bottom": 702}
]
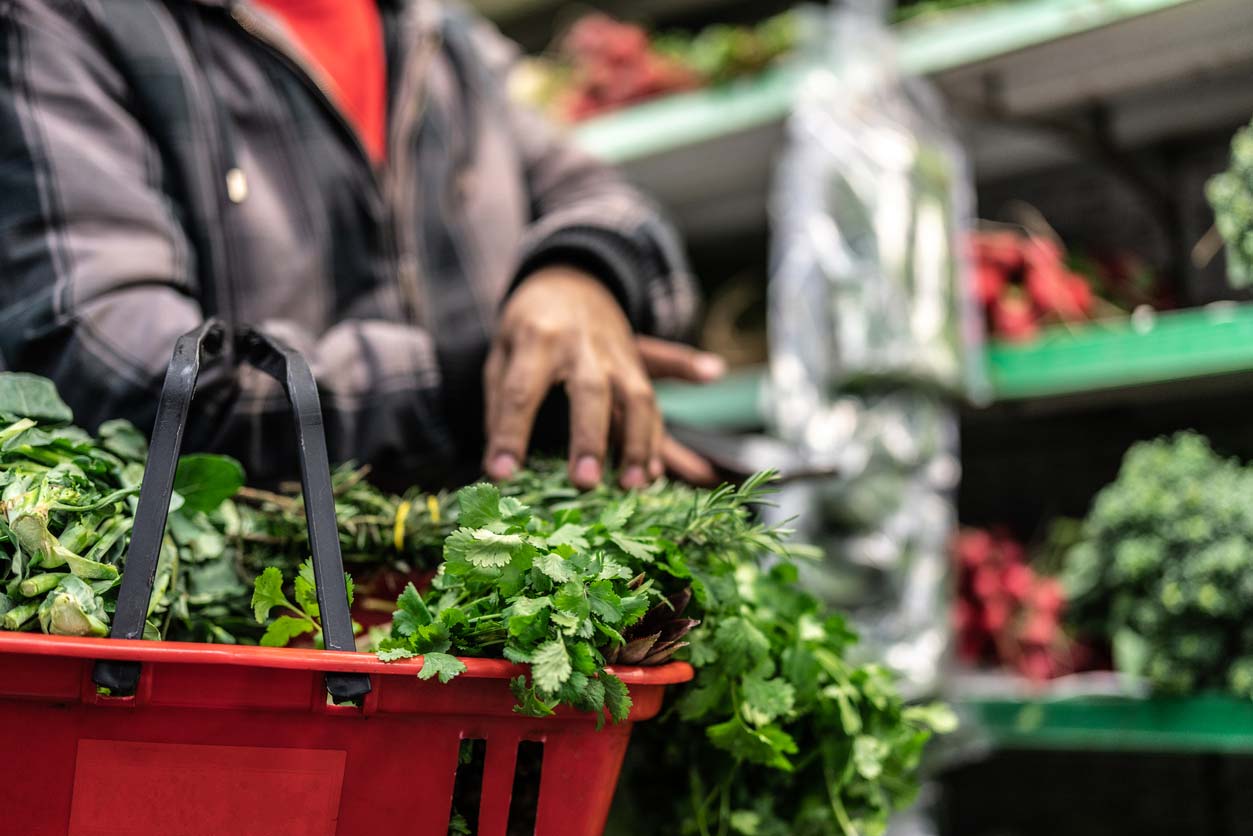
[
  {"left": 457, "top": 483, "right": 502, "bottom": 529},
  {"left": 601, "top": 671, "right": 632, "bottom": 723},
  {"left": 609, "top": 532, "right": 658, "bottom": 561},
  {"left": 600, "top": 496, "right": 636, "bottom": 530},
  {"left": 713, "top": 617, "right": 770, "bottom": 674},
  {"left": 740, "top": 676, "right": 796, "bottom": 727},
  {"left": 707, "top": 719, "right": 797, "bottom": 771},
  {"left": 418, "top": 652, "right": 468, "bottom": 684},
  {"left": 534, "top": 550, "right": 574, "bottom": 583},
  {"left": 532, "top": 638, "right": 572, "bottom": 694},
  {"left": 251, "top": 566, "right": 289, "bottom": 623},
  {"left": 377, "top": 646, "right": 416, "bottom": 662},
  {"left": 259, "top": 615, "right": 314, "bottom": 648},
  {"left": 546, "top": 522, "right": 590, "bottom": 550},
  {"left": 445, "top": 528, "right": 528, "bottom": 569}
]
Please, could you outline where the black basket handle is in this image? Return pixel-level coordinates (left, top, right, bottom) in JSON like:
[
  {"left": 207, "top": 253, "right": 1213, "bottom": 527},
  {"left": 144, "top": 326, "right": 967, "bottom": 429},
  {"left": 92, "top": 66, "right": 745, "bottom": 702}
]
[{"left": 93, "top": 319, "right": 372, "bottom": 704}]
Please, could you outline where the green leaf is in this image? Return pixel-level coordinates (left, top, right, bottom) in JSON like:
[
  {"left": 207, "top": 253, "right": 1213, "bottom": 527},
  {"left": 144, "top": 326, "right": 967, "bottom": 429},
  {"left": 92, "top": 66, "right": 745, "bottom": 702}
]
[
  {"left": 173, "top": 454, "right": 245, "bottom": 513},
  {"left": 0, "top": 373, "right": 73, "bottom": 423},
  {"left": 852, "top": 735, "right": 888, "bottom": 780},
  {"left": 97, "top": 419, "right": 148, "bottom": 462},
  {"left": 377, "top": 646, "right": 416, "bottom": 662},
  {"left": 260, "top": 615, "right": 314, "bottom": 647},
  {"left": 588, "top": 582, "right": 623, "bottom": 623},
  {"left": 532, "top": 638, "right": 572, "bottom": 694},
  {"left": 396, "top": 582, "right": 432, "bottom": 625},
  {"left": 713, "top": 617, "right": 771, "bottom": 674},
  {"left": 707, "top": 718, "right": 797, "bottom": 771},
  {"left": 534, "top": 551, "right": 574, "bottom": 583},
  {"left": 547, "top": 523, "right": 590, "bottom": 550},
  {"left": 903, "top": 702, "right": 959, "bottom": 734},
  {"left": 294, "top": 562, "right": 319, "bottom": 617},
  {"left": 418, "top": 652, "right": 467, "bottom": 683},
  {"left": 597, "top": 556, "right": 633, "bottom": 581},
  {"left": 600, "top": 496, "right": 636, "bottom": 531},
  {"left": 741, "top": 676, "right": 796, "bottom": 727},
  {"left": 251, "top": 567, "right": 290, "bottom": 623},
  {"left": 609, "top": 533, "right": 658, "bottom": 561},
  {"left": 445, "top": 528, "right": 528, "bottom": 569},
  {"left": 601, "top": 671, "right": 632, "bottom": 723},
  {"left": 678, "top": 679, "right": 727, "bottom": 721},
  {"left": 511, "top": 595, "right": 552, "bottom": 617},
  {"left": 728, "top": 810, "right": 762, "bottom": 836},
  {"left": 457, "top": 483, "right": 502, "bottom": 529},
  {"left": 554, "top": 581, "right": 590, "bottom": 619}
]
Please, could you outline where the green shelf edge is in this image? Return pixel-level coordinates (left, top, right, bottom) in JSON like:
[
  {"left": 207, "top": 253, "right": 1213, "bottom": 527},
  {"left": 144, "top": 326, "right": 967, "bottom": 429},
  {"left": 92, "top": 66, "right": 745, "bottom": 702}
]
[
  {"left": 655, "top": 367, "right": 766, "bottom": 431},
  {"left": 967, "top": 693, "right": 1253, "bottom": 753},
  {"left": 655, "top": 303, "right": 1253, "bottom": 427},
  {"left": 987, "top": 304, "right": 1253, "bottom": 401},
  {"left": 573, "top": 0, "right": 1199, "bottom": 163}
]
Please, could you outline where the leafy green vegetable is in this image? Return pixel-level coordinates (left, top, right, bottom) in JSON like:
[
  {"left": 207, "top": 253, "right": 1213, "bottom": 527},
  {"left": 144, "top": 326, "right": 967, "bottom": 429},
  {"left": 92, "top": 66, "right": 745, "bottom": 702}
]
[
  {"left": 250, "top": 560, "right": 355, "bottom": 648},
  {"left": 0, "top": 372, "right": 73, "bottom": 423},
  {"left": 374, "top": 478, "right": 658, "bottom": 723},
  {"left": 417, "top": 651, "right": 467, "bottom": 684},
  {"left": 1207, "top": 117, "right": 1253, "bottom": 288},
  {"left": 370, "top": 462, "right": 949, "bottom": 835},
  {"left": 173, "top": 454, "right": 245, "bottom": 513},
  {"left": 0, "top": 373, "right": 244, "bottom": 642},
  {"left": 1064, "top": 432, "right": 1253, "bottom": 696}
]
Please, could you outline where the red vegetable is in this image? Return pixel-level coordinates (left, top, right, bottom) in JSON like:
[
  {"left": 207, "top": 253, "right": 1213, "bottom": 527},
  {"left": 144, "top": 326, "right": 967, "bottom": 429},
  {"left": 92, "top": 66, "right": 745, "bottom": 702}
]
[{"left": 951, "top": 527, "right": 1082, "bottom": 681}]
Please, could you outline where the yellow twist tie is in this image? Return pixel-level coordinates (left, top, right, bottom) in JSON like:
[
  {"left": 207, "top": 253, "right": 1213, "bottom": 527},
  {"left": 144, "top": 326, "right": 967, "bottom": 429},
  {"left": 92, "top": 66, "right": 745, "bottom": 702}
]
[{"left": 393, "top": 500, "right": 413, "bottom": 552}]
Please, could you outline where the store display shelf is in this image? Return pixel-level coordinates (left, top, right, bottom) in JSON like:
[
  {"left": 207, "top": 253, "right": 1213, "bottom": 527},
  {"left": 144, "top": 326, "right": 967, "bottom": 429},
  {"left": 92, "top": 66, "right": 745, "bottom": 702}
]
[
  {"left": 656, "top": 366, "right": 767, "bottom": 431},
  {"left": 573, "top": 0, "right": 1205, "bottom": 165},
  {"left": 967, "top": 692, "right": 1253, "bottom": 753},
  {"left": 988, "top": 303, "right": 1253, "bottom": 401},
  {"left": 657, "top": 302, "right": 1253, "bottom": 427}
]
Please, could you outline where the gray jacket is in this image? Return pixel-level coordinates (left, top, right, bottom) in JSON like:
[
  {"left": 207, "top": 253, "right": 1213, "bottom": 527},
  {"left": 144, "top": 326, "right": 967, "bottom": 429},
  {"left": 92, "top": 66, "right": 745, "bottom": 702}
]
[{"left": 0, "top": 0, "right": 695, "bottom": 485}]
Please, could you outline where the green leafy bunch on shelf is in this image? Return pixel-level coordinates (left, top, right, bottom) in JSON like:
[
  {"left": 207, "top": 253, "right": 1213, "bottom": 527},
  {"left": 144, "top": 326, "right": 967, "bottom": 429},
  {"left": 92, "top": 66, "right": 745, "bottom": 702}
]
[
  {"left": 1064, "top": 432, "right": 1253, "bottom": 696},
  {"left": 1207, "top": 116, "right": 1253, "bottom": 288}
]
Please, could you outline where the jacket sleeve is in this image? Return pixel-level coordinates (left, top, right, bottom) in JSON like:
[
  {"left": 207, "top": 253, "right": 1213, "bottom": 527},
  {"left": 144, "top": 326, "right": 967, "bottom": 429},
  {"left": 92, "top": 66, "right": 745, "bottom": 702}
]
[
  {"left": 466, "top": 16, "right": 699, "bottom": 341},
  {"left": 0, "top": 2, "right": 456, "bottom": 487}
]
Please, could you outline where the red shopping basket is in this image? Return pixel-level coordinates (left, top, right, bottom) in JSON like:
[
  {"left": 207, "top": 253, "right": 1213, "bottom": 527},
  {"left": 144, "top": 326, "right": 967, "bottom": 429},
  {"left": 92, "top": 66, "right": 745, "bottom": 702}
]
[
  {"left": 0, "top": 633, "right": 690, "bottom": 836},
  {"left": 0, "top": 321, "right": 691, "bottom": 835}
]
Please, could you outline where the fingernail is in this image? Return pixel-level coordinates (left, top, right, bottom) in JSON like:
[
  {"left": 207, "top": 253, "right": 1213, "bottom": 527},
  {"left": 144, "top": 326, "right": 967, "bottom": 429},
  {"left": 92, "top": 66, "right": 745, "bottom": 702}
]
[
  {"left": 648, "top": 457, "right": 663, "bottom": 479},
  {"left": 693, "top": 353, "right": 727, "bottom": 381},
  {"left": 621, "top": 465, "right": 646, "bottom": 489},
  {"left": 573, "top": 455, "right": 601, "bottom": 486},
  {"left": 488, "top": 453, "right": 517, "bottom": 480}
]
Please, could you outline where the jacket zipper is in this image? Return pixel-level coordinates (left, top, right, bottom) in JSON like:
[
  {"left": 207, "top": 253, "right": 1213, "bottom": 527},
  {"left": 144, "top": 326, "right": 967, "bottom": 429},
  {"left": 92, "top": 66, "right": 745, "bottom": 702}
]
[{"left": 228, "top": 3, "right": 437, "bottom": 323}]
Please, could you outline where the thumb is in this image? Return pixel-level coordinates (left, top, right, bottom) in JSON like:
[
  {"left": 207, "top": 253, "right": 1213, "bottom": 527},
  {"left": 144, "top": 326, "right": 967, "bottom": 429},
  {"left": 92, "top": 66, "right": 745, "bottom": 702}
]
[{"left": 636, "top": 336, "right": 726, "bottom": 383}]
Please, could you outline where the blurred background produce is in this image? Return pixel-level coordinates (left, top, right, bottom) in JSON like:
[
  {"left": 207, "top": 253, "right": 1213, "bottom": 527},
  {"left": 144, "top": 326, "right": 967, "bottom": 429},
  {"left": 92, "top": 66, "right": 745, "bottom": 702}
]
[{"left": 467, "top": 0, "right": 1253, "bottom": 827}]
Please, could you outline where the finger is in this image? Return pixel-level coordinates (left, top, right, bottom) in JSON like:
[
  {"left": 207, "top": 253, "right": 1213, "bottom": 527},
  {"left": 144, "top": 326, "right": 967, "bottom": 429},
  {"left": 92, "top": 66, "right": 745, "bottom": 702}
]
[
  {"left": 615, "top": 371, "right": 657, "bottom": 489},
  {"left": 566, "top": 366, "right": 612, "bottom": 489},
  {"left": 636, "top": 336, "right": 726, "bottom": 382},
  {"left": 482, "top": 346, "right": 507, "bottom": 438},
  {"left": 661, "top": 435, "right": 719, "bottom": 486},
  {"left": 483, "top": 347, "right": 559, "bottom": 480},
  {"left": 648, "top": 414, "right": 664, "bottom": 481}
]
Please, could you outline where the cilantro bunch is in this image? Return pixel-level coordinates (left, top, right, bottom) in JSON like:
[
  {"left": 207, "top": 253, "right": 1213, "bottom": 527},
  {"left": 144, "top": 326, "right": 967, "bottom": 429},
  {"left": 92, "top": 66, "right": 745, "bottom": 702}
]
[
  {"left": 383, "top": 463, "right": 952, "bottom": 835},
  {"left": 374, "top": 482, "right": 657, "bottom": 723}
]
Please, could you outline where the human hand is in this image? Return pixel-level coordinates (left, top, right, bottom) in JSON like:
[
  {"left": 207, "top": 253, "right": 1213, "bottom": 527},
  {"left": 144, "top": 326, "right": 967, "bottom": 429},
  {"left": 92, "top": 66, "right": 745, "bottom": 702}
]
[
  {"left": 634, "top": 336, "right": 724, "bottom": 487},
  {"left": 484, "top": 266, "right": 657, "bottom": 489},
  {"left": 482, "top": 268, "right": 727, "bottom": 489}
]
